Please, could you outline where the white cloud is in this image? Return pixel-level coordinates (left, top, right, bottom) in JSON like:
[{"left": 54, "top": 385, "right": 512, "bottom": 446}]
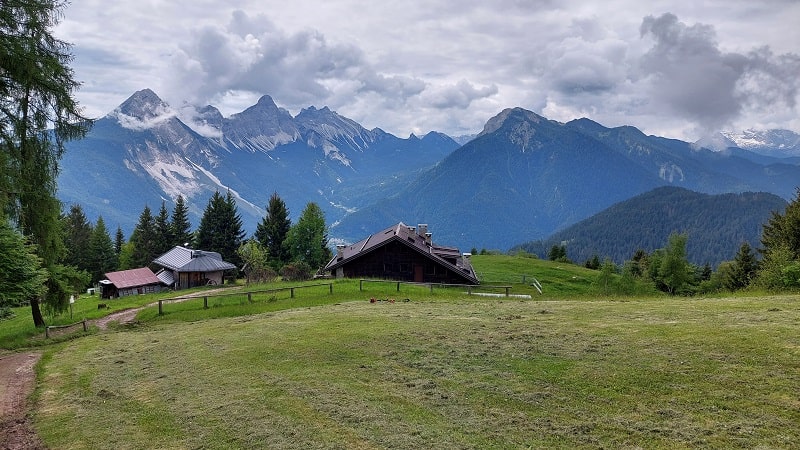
[{"left": 57, "top": 1, "right": 799, "bottom": 141}]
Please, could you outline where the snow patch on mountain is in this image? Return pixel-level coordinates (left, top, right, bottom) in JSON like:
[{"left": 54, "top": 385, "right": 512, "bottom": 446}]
[
  {"left": 187, "top": 160, "right": 264, "bottom": 215},
  {"left": 139, "top": 152, "right": 204, "bottom": 200},
  {"left": 721, "top": 129, "right": 800, "bottom": 152}
]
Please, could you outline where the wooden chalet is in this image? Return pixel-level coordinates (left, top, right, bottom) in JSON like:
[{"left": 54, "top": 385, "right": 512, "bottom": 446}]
[
  {"left": 152, "top": 246, "right": 236, "bottom": 290},
  {"left": 99, "top": 267, "right": 163, "bottom": 299},
  {"left": 323, "top": 223, "right": 479, "bottom": 285}
]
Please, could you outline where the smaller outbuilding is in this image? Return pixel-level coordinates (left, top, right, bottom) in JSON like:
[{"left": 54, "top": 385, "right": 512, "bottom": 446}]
[
  {"left": 152, "top": 246, "right": 237, "bottom": 290},
  {"left": 324, "top": 222, "right": 479, "bottom": 285},
  {"left": 99, "top": 267, "right": 163, "bottom": 299}
]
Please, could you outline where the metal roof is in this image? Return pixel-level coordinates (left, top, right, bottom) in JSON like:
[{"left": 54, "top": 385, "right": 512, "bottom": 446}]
[
  {"left": 155, "top": 268, "right": 175, "bottom": 286},
  {"left": 152, "top": 246, "right": 236, "bottom": 272},
  {"left": 103, "top": 267, "right": 162, "bottom": 289},
  {"left": 324, "top": 222, "right": 479, "bottom": 284}
]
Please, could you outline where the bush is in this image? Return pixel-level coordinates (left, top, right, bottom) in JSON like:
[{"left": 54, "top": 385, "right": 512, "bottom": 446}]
[
  {"left": 0, "top": 307, "right": 15, "bottom": 321},
  {"left": 280, "top": 262, "right": 313, "bottom": 282}
]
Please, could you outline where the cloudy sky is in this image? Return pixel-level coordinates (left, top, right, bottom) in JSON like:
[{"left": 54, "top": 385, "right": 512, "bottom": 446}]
[{"left": 56, "top": 0, "right": 800, "bottom": 141}]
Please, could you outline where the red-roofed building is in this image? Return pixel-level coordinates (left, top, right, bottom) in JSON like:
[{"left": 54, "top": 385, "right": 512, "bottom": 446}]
[
  {"left": 323, "top": 223, "right": 479, "bottom": 285},
  {"left": 99, "top": 267, "right": 163, "bottom": 299}
]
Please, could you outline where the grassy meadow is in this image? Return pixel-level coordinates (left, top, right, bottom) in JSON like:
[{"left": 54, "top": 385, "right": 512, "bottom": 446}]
[{"left": 2, "top": 255, "right": 798, "bottom": 448}]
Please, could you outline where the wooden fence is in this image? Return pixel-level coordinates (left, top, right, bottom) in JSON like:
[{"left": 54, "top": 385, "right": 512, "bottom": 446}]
[
  {"left": 45, "top": 319, "right": 88, "bottom": 338},
  {"left": 157, "top": 282, "right": 334, "bottom": 315},
  {"left": 358, "top": 279, "right": 514, "bottom": 297}
]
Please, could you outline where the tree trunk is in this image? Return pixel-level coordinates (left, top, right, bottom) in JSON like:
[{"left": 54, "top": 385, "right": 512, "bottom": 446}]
[{"left": 30, "top": 297, "right": 45, "bottom": 328}]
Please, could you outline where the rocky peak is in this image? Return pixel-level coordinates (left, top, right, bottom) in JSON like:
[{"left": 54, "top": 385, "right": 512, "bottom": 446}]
[{"left": 114, "top": 88, "right": 170, "bottom": 120}]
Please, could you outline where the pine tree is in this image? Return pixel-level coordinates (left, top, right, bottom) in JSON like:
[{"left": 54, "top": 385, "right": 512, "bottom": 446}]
[
  {"left": 284, "top": 202, "right": 331, "bottom": 271},
  {"left": 153, "top": 200, "right": 172, "bottom": 257},
  {"left": 255, "top": 192, "right": 292, "bottom": 270},
  {"left": 195, "top": 191, "right": 245, "bottom": 269},
  {"left": 87, "top": 216, "right": 117, "bottom": 283},
  {"left": 724, "top": 242, "right": 758, "bottom": 290},
  {"left": 114, "top": 226, "right": 125, "bottom": 255},
  {"left": 170, "top": 194, "right": 192, "bottom": 247},
  {"left": 760, "top": 187, "right": 800, "bottom": 260},
  {"left": 755, "top": 188, "right": 800, "bottom": 291},
  {"left": 0, "top": 217, "right": 48, "bottom": 307},
  {"left": 0, "top": 0, "right": 92, "bottom": 326},
  {"left": 61, "top": 204, "right": 93, "bottom": 271},
  {"left": 129, "top": 206, "right": 156, "bottom": 268}
]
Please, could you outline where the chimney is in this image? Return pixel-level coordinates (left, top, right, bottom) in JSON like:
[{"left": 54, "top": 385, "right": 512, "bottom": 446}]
[
  {"left": 336, "top": 244, "right": 346, "bottom": 259},
  {"left": 424, "top": 232, "right": 432, "bottom": 245},
  {"left": 417, "top": 223, "right": 428, "bottom": 237}
]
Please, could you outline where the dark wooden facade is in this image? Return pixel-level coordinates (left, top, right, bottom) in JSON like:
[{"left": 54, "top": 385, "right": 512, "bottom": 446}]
[
  {"left": 338, "top": 240, "right": 466, "bottom": 283},
  {"left": 324, "top": 223, "right": 479, "bottom": 285}
]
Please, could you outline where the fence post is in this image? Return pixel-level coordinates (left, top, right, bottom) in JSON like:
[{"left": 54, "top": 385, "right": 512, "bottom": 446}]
[
  {"left": 158, "top": 300, "right": 163, "bottom": 315},
  {"left": 430, "top": 283, "right": 433, "bottom": 293},
  {"left": 45, "top": 327, "right": 50, "bottom": 339},
  {"left": 505, "top": 287, "right": 510, "bottom": 297},
  {"left": 396, "top": 281, "right": 400, "bottom": 292},
  {"left": 468, "top": 286, "right": 472, "bottom": 295},
  {"left": 329, "top": 283, "right": 333, "bottom": 294},
  {"left": 204, "top": 296, "right": 208, "bottom": 309},
  {"left": 83, "top": 319, "right": 87, "bottom": 332},
  {"left": 360, "top": 279, "right": 363, "bottom": 291},
  {"left": 248, "top": 292, "right": 252, "bottom": 303},
  {"left": 290, "top": 288, "right": 295, "bottom": 298},
  {"left": 522, "top": 275, "right": 527, "bottom": 283}
]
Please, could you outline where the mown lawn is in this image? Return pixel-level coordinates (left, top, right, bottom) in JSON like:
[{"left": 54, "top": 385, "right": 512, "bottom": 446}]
[{"left": 34, "top": 294, "right": 800, "bottom": 449}]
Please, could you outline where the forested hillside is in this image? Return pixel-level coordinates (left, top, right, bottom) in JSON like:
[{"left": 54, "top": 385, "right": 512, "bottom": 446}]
[{"left": 513, "top": 187, "right": 788, "bottom": 267}]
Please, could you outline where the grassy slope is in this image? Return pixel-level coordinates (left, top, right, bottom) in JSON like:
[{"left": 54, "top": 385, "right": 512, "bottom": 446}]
[
  {"left": 7, "top": 255, "right": 797, "bottom": 447},
  {"left": 34, "top": 294, "right": 800, "bottom": 448}
]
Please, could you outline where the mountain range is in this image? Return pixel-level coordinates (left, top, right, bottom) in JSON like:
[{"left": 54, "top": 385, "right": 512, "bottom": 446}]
[
  {"left": 57, "top": 89, "right": 800, "bottom": 257},
  {"left": 512, "top": 186, "right": 787, "bottom": 266}
]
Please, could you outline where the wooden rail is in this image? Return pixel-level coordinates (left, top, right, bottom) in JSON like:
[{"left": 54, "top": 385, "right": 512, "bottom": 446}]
[
  {"left": 158, "top": 283, "right": 334, "bottom": 315},
  {"left": 45, "top": 319, "right": 88, "bottom": 338},
  {"left": 358, "top": 279, "right": 513, "bottom": 297}
]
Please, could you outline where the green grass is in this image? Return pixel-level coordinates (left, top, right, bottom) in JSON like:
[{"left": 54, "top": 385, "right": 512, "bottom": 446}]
[
  {"left": 33, "top": 294, "right": 800, "bottom": 449},
  {"left": 0, "top": 254, "right": 635, "bottom": 349},
  {"left": 0, "top": 283, "right": 246, "bottom": 348}
]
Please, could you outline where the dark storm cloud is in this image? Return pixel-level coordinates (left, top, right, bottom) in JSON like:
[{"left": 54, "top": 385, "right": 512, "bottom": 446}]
[{"left": 639, "top": 13, "right": 800, "bottom": 132}]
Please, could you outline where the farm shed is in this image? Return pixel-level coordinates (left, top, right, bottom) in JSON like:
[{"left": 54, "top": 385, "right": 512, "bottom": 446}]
[
  {"left": 152, "top": 246, "right": 236, "bottom": 290},
  {"left": 324, "top": 223, "right": 479, "bottom": 285},
  {"left": 100, "top": 267, "right": 163, "bottom": 299}
]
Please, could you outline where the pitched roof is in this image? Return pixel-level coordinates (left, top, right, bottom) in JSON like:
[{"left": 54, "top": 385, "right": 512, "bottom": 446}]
[
  {"left": 104, "top": 267, "right": 161, "bottom": 289},
  {"left": 152, "top": 246, "right": 237, "bottom": 272},
  {"left": 324, "top": 222, "right": 479, "bottom": 284}
]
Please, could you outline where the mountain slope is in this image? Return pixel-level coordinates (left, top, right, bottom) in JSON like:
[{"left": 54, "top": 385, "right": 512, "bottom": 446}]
[
  {"left": 332, "top": 108, "right": 800, "bottom": 250},
  {"left": 57, "top": 89, "right": 460, "bottom": 235},
  {"left": 513, "top": 187, "right": 787, "bottom": 266}
]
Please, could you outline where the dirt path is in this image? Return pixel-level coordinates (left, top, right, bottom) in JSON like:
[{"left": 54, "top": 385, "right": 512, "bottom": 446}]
[
  {"left": 94, "top": 286, "right": 243, "bottom": 330},
  {"left": 0, "top": 286, "right": 243, "bottom": 448},
  {"left": 0, "top": 351, "right": 44, "bottom": 450}
]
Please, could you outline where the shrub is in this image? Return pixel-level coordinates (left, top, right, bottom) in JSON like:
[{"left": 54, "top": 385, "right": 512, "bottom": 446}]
[{"left": 280, "top": 262, "right": 313, "bottom": 282}]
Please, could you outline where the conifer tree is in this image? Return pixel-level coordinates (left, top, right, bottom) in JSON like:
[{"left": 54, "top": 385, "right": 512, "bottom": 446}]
[
  {"left": 114, "top": 226, "right": 125, "bottom": 255},
  {"left": 0, "top": 217, "right": 47, "bottom": 307},
  {"left": 195, "top": 191, "right": 245, "bottom": 269},
  {"left": 1, "top": 0, "right": 92, "bottom": 326},
  {"left": 760, "top": 187, "right": 800, "bottom": 260},
  {"left": 88, "top": 216, "right": 117, "bottom": 283},
  {"left": 171, "top": 194, "right": 192, "bottom": 247},
  {"left": 153, "top": 200, "right": 172, "bottom": 256},
  {"left": 255, "top": 192, "right": 292, "bottom": 270},
  {"left": 129, "top": 206, "right": 156, "bottom": 268},
  {"left": 61, "top": 204, "right": 93, "bottom": 271},
  {"left": 724, "top": 242, "right": 758, "bottom": 290}
]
